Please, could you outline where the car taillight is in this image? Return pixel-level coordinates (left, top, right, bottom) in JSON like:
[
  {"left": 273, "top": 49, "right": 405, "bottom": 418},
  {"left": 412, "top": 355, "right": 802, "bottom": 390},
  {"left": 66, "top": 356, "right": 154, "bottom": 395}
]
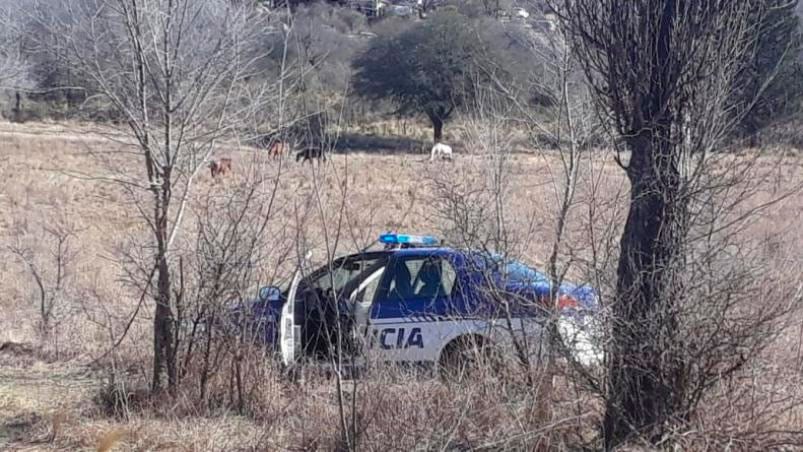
[{"left": 558, "top": 294, "right": 579, "bottom": 310}]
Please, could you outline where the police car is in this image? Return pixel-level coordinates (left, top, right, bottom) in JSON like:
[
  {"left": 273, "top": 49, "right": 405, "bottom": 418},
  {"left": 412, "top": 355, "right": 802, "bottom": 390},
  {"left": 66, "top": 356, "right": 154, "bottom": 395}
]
[{"left": 247, "top": 233, "right": 603, "bottom": 376}]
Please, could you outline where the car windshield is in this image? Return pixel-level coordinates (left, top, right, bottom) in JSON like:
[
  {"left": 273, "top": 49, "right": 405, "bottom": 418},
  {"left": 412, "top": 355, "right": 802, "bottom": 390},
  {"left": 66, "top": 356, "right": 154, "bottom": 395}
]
[{"left": 503, "top": 260, "right": 549, "bottom": 285}]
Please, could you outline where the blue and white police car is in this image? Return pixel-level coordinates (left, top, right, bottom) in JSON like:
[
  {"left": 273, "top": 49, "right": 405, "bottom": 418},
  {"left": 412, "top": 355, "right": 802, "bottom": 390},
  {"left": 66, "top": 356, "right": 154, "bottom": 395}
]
[{"left": 248, "top": 233, "right": 603, "bottom": 376}]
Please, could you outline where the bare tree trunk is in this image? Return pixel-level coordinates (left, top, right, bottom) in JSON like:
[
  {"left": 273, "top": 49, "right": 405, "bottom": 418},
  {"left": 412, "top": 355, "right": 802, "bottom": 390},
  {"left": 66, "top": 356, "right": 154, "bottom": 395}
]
[
  {"left": 13, "top": 91, "right": 21, "bottom": 122},
  {"left": 426, "top": 107, "right": 451, "bottom": 143},
  {"left": 432, "top": 116, "right": 443, "bottom": 143},
  {"left": 152, "top": 195, "right": 176, "bottom": 392},
  {"left": 606, "top": 132, "right": 686, "bottom": 446}
]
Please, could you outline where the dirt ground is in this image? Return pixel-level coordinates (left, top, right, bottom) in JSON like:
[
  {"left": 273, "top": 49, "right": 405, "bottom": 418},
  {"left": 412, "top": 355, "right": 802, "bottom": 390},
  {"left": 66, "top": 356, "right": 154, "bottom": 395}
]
[{"left": 1, "top": 120, "right": 801, "bottom": 450}]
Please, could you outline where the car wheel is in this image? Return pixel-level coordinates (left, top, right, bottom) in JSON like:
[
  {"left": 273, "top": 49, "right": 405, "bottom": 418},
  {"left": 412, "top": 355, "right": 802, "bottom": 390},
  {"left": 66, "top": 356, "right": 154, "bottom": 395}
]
[{"left": 438, "top": 335, "right": 498, "bottom": 384}]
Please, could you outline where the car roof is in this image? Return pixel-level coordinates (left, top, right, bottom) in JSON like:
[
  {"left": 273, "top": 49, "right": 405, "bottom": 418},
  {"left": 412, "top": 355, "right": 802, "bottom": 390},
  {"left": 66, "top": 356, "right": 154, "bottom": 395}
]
[
  {"left": 388, "top": 247, "right": 455, "bottom": 257},
  {"left": 340, "top": 247, "right": 457, "bottom": 260}
]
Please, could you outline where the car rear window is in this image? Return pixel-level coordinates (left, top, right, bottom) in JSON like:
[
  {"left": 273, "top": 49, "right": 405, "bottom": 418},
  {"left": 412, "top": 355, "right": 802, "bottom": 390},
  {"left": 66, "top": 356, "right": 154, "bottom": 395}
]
[{"left": 465, "top": 252, "right": 548, "bottom": 285}]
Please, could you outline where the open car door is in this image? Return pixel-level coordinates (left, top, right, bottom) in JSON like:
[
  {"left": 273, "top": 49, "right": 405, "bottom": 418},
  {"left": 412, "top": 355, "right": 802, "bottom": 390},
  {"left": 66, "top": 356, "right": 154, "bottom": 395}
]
[
  {"left": 280, "top": 251, "right": 390, "bottom": 367},
  {"left": 279, "top": 269, "right": 301, "bottom": 366},
  {"left": 280, "top": 252, "right": 312, "bottom": 367}
]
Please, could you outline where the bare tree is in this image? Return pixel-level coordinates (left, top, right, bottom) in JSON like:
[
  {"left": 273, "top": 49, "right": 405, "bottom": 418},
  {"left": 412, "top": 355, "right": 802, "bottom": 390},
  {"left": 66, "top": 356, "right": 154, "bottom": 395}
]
[
  {"left": 37, "top": 0, "right": 292, "bottom": 393},
  {"left": 8, "top": 221, "right": 79, "bottom": 338},
  {"left": 551, "top": 0, "right": 801, "bottom": 447}
]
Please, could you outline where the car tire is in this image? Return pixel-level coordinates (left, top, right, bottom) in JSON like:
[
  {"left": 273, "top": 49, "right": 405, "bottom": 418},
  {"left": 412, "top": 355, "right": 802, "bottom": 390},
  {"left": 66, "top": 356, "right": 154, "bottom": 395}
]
[{"left": 438, "top": 335, "right": 499, "bottom": 384}]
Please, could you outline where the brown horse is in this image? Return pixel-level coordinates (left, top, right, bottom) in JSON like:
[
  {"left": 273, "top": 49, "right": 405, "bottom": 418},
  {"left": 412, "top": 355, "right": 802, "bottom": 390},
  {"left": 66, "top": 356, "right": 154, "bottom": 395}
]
[
  {"left": 267, "top": 140, "right": 290, "bottom": 159},
  {"left": 209, "top": 157, "right": 232, "bottom": 179}
]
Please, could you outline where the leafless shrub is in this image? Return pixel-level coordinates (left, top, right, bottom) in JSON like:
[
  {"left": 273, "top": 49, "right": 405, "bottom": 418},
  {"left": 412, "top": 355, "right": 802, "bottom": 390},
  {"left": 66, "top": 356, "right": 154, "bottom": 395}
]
[
  {"left": 176, "top": 157, "right": 295, "bottom": 412},
  {"left": 94, "top": 371, "right": 150, "bottom": 420},
  {"left": 7, "top": 219, "right": 80, "bottom": 347}
]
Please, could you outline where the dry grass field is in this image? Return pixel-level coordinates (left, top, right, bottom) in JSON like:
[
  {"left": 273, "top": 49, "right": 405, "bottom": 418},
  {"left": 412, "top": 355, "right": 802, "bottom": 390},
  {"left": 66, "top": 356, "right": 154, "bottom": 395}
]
[{"left": 0, "top": 120, "right": 801, "bottom": 450}]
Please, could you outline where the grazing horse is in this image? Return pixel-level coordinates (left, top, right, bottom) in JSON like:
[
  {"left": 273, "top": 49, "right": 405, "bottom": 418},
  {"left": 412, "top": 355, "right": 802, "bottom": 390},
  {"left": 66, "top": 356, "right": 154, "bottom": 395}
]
[
  {"left": 296, "top": 147, "right": 326, "bottom": 163},
  {"left": 267, "top": 140, "right": 290, "bottom": 159},
  {"left": 430, "top": 142, "right": 453, "bottom": 161},
  {"left": 209, "top": 157, "right": 232, "bottom": 179}
]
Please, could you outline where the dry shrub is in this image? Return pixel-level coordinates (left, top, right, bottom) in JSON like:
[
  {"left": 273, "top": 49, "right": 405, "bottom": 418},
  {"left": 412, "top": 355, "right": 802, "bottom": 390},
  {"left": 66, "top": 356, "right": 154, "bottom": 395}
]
[
  {"left": 95, "top": 429, "right": 126, "bottom": 452},
  {"left": 352, "top": 379, "right": 521, "bottom": 449},
  {"left": 664, "top": 359, "right": 803, "bottom": 450},
  {"left": 259, "top": 361, "right": 598, "bottom": 451},
  {"left": 89, "top": 341, "right": 285, "bottom": 420},
  {"left": 93, "top": 372, "right": 151, "bottom": 420},
  {"left": 176, "top": 343, "right": 286, "bottom": 419},
  {"left": 83, "top": 349, "right": 600, "bottom": 450},
  {"left": 0, "top": 341, "right": 56, "bottom": 368}
]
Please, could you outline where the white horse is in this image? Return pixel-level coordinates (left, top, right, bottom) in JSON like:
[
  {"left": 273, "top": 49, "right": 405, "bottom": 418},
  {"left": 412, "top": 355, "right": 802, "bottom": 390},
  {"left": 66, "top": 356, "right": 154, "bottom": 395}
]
[{"left": 430, "top": 142, "right": 453, "bottom": 161}]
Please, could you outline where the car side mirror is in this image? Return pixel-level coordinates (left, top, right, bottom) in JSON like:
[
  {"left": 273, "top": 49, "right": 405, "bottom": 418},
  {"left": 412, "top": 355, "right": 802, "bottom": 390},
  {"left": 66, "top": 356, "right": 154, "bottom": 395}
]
[{"left": 258, "top": 286, "right": 282, "bottom": 302}]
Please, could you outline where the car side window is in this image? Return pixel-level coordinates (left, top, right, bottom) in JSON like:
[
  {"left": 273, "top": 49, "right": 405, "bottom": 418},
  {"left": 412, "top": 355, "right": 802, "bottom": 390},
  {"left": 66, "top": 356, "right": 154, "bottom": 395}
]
[
  {"left": 309, "top": 256, "right": 380, "bottom": 293},
  {"left": 378, "top": 256, "right": 457, "bottom": 303}
]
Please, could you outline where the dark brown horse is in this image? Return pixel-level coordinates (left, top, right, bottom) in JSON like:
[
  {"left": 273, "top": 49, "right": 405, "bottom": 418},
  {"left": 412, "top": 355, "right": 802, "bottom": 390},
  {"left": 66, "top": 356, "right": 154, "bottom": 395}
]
[{"left": 296, "top": 147, "right": 326, "bottom": 163}]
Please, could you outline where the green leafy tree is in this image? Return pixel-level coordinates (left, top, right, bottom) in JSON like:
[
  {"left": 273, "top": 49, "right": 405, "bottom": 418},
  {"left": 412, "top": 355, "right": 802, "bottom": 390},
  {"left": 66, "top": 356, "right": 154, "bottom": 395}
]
[{"left": 352, "top": 11, "right": 485, "bottom": 142}]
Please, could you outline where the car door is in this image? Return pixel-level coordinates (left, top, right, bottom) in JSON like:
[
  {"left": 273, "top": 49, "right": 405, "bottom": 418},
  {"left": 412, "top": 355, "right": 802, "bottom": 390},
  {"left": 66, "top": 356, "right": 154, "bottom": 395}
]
[
  {"left": 366, "top": 254, "right": 463, "bottom": 364},
  {"left": 279, "top": 252, "right": 387, "bottom": 366},
  {"left": 280, "top": 264, "right": 304, "bottom": 367}
]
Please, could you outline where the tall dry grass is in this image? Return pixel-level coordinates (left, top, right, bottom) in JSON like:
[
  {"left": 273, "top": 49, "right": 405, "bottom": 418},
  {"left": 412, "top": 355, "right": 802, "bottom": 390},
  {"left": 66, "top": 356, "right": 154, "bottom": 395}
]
[{"left": 1, "top": 120, "right": 801, "bottom": 450}]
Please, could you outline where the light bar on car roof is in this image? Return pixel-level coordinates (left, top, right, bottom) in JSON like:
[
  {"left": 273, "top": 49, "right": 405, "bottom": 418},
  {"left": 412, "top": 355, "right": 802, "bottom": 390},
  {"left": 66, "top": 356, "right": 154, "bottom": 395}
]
[{"left": 378, "top": 233, "right": 439, "bottom": 247}]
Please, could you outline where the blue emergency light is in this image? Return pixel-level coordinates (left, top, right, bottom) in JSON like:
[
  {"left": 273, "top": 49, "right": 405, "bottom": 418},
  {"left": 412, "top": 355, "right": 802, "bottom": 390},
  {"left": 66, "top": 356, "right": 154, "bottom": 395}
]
[{"left": 378, "top": 232, "right": 439, "bottom": 247}]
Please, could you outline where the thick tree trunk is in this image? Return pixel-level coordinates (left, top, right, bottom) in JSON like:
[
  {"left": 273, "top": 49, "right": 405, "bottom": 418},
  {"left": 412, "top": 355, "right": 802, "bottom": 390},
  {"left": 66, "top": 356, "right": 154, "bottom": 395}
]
[
  {"left": 432, "top": 116, "right": 443, "bottom": 143},
  {"left": 604, "top": 3, "right": 688, "bottom": 446},
  {"left": 426, "top": 106, "right": 452, "bottom": 144},
  {"left": 604, "top": 132, "right": 687, "bottom": 448}
]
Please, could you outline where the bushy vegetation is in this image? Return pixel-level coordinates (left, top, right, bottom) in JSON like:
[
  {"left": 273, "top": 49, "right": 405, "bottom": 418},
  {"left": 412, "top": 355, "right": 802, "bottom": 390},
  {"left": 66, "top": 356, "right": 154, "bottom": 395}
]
[{"left": 4, "top": 0, "right": 798, "bottom": 144}]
